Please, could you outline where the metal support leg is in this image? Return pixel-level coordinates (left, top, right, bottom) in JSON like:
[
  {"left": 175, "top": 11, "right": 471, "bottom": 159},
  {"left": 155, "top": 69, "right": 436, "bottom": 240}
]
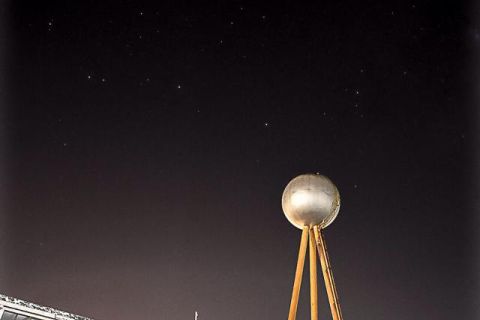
[
  {"left": 313, "top": 225, "right": 343, "bottom": 320},
  {"left": 288, "top": 227, "right": 309, "bottom": 320},
  {"left": 309, "top": 229, "right": 318, "bottom": 320}
]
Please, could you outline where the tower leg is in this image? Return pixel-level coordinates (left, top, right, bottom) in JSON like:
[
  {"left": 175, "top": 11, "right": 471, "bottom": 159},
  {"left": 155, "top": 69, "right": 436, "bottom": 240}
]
[
  {"left": 313, "top": 226, "right": 343, "bottom": 320},
  {"left": 288, "top": 226, "right": 309, "bottom": 320},
  {"left": 309, "top": 229, "right": 318, "bottom": 320}
]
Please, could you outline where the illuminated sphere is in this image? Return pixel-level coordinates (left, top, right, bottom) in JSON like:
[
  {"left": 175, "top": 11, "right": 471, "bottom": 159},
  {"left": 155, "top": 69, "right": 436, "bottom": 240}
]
[{"left": 282, "top": 174, "right": 340, "bottom": 229}]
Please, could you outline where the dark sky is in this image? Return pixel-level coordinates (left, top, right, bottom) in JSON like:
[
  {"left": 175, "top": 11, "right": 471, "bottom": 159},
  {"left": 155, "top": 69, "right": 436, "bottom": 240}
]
[{"left": 0, "top": 0, "right": 478, "bottom": 319}]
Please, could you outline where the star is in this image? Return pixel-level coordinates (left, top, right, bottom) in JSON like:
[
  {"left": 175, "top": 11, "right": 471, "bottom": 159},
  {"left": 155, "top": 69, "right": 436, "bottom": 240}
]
[
  {"left": 264, "top": 122, "right": 269, "bottom": 127},
  {"left": 177, "top": 84, "right": 182, "bottom": 89}
]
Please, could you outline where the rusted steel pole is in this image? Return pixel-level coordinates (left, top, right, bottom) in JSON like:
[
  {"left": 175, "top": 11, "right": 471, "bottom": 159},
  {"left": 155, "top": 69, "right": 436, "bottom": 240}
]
[
  {"left": 313, "top": 225, "right": 343, "bottom": 320},
  {"left": 288, "top": 226, "right": 309, "bottom": 320},
  {"left": 309, "top": 229, "right": 318, "bottom": 320}
]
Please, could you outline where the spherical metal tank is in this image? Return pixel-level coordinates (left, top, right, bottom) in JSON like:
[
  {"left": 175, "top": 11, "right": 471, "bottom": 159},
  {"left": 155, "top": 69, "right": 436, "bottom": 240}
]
[{"left": 282, "top": 174, "right": 340, "bottom": 229}]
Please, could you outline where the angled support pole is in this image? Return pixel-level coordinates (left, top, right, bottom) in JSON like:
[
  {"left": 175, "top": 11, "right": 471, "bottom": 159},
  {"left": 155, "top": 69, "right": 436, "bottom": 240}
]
[
  {"left": 287, "top": 226, "right": 309, "bottom": 320},
  {"left": 313, "top": 225, "right": 343, "bottom": 320}
]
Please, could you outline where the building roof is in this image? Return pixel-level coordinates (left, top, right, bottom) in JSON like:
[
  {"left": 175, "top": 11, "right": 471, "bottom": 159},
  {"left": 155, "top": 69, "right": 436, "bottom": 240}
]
[{"left": 0, "top": 294, "right": 92, "bottom": 320}]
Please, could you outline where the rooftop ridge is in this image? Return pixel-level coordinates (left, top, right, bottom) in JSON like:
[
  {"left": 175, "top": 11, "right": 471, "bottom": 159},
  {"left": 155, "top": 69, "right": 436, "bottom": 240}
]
[{"left": 0, "top": 294, "right": 93, "bottom": 320}]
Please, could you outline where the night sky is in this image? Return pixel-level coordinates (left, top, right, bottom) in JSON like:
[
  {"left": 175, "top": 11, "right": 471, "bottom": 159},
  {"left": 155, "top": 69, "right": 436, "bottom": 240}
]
[{"left": 0, "top": 1, "right": 478, "bottom": 319}]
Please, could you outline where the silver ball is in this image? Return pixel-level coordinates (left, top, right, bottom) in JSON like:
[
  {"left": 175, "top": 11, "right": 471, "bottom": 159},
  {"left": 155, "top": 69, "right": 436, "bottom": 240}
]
[{"left": 282, "top": 174, "right": 340, "bottom": 229}]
